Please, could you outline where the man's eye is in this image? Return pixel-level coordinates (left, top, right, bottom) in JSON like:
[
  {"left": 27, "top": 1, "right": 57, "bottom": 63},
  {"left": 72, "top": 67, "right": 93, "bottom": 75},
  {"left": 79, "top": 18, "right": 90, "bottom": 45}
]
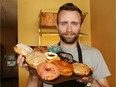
[
  {"left": 60, "top": 22, "right": 67, "bottom": 25},
  {"left": 72, "top": 22, "right": 80, "bottom": 25}
]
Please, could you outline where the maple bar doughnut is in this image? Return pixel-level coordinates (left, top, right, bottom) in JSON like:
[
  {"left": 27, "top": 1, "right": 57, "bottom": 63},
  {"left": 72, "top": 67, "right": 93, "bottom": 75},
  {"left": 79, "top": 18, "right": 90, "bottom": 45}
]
[
  {"left": 37, "top": 62, "right": 60, "bottom": 81},
  {"left": 52, "top": 60, "right": 73, "bottom": 76}
]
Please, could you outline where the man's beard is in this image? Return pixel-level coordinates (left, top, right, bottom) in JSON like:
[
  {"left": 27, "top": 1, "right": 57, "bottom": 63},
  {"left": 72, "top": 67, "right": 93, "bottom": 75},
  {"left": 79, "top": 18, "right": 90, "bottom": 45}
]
[{"left": 59, "top": 32, "right": 79, "bottom": 44}]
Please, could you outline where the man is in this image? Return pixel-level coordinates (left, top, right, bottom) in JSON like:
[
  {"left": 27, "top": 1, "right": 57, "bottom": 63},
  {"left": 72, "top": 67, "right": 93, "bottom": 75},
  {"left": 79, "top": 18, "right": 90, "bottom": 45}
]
[{"left": 18, "top": 3, "right": 111, "bottom": 87}]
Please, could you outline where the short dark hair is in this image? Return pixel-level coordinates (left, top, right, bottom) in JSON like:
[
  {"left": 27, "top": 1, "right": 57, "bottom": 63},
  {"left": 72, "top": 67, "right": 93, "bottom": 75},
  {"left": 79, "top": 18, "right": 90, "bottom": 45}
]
[{"left": 57, "top": 3, "right": 83, "bottom": 24}]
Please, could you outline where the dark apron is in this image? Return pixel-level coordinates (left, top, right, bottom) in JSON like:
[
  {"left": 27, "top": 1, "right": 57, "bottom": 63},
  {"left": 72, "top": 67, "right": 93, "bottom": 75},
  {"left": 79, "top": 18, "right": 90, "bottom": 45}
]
[{"left": 53, "top": 42, "right": 85, "bottom": 87}]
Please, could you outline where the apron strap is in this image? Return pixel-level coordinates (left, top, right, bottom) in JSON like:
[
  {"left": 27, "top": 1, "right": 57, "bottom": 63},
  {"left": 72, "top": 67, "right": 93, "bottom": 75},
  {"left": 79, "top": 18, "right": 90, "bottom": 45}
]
[{"left": 77, "top": 41, "right": 83, "bottom": 63}]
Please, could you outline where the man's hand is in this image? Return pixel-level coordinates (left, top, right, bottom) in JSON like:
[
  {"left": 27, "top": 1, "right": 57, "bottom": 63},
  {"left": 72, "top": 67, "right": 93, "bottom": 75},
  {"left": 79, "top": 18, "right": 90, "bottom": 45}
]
[
  {"left": 76, "top": 68, "right": 94, "bottom": 84},
  {"left": 17, "top": 55, "right": 37, "bottom": 75},
  {"left": 17, "top": 55, "right": 29, "bottom": 70},
  {"left": 77, "top": 75, "right": 93, "bottom": 84}
]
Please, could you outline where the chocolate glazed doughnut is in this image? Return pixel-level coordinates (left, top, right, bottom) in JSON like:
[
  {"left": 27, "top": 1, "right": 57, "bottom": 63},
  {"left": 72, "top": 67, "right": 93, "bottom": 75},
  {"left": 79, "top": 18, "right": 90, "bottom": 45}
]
[{"left": 57, "top": 52, "right": 74, "bottom": 63}]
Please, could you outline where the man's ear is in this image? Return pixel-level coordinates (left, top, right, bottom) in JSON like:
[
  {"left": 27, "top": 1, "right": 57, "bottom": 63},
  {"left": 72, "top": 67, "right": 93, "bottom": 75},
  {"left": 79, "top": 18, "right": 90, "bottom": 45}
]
[
  {"left": 80, "top": 24, "right": 83, "bottom": 30},
  {"left": 56, "top": 23, "right": 58, "bottom": 29}
]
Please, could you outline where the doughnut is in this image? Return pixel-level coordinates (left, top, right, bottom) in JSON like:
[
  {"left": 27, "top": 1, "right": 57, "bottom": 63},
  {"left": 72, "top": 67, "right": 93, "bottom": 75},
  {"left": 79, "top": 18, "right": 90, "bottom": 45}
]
[
  {"left": 33, "top": 46, "right": 48, "bottom": 53},
  {"left": 37, "top": 62, "right": 60, "bottom": 81},
  {"left": 57, "top": 52, "right": 74, "bottom": 63},
  {"left": 52, "top": 60, "right": 73, "bottom": 76},
  {"left": 48, "top": 44, "right": 63, "bottom": 53},
  {"left": 45, "top": 52, "right": 58, "bottom": 59},
  {"left": 26, "top": 51, "right": 47, "bottom": 68},
  {"left": 13, "top": 43, "right": 33, "bottom": 56},
  {"left": 72, "top": 62, "right": 90, "bottom": 76},
  {"left": 48, "top": 57, "right": 61, "bottom": 63}
]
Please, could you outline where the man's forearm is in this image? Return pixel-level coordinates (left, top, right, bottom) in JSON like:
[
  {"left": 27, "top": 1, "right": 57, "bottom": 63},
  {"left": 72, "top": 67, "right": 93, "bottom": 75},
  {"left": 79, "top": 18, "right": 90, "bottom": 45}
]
[
  {"left": 90, "top": 79, "right": 109, "bottom": 87},
  {"left": 27, "top": 74, "right": 43, "bottom": 87}
]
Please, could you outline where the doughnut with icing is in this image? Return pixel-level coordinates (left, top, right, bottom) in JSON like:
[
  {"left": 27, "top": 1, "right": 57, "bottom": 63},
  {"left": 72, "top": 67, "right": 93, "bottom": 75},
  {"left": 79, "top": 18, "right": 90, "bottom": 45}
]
[
  {"left": 57, "top": 52, "right": 74, "bottom": 63},
  {"left": 13, "top": 43, "right": 33, "bottom": 56},
  {"left": 45, "top": 52, "right": 58, "bottom": 59},
  {"left": 37, "top": 62, "right": 60, "bottom": 81},
  {"left": 48, "top": 44, "right": 62, "bottom": 53}
]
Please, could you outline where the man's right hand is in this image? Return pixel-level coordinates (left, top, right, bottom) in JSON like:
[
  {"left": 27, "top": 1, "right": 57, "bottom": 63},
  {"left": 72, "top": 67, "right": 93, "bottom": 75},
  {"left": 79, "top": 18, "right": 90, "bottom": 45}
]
[{"left": 17, "top": 55, "right": 29, "bottom": 71}]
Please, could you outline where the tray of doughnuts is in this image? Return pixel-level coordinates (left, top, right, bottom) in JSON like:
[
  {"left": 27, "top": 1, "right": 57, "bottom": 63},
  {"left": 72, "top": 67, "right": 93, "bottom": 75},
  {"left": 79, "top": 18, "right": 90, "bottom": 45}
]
[{"left": 13, "top": 43, "right": 92, "bottom": 84}]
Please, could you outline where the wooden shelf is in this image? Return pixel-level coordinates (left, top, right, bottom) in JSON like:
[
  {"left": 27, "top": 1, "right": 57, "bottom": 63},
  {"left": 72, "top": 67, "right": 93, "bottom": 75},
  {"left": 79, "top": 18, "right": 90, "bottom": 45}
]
[
  {"left": 39, "top": 25, "right": 56, "bottom": 28},
  {"left": 39, "top": 32, "right": 58, "bottom": 34}
]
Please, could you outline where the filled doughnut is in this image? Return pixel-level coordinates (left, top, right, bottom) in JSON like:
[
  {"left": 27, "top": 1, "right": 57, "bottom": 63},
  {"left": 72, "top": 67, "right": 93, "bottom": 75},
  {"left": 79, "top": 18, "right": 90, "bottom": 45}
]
[
  {"left": 45, "top": 52, "right": 58, "bottom": 59},
  {"left": 37, "top": 62, "right": 60, "bottom": 81},
  {"left": 72, "top": 62, "right": 90, "bottom": 76},
  {"left": 52, "top": 60, "right": 73, "bottom": 76},
  {"left": 13, "top": 43, "right": 33, "bottom": 56}
]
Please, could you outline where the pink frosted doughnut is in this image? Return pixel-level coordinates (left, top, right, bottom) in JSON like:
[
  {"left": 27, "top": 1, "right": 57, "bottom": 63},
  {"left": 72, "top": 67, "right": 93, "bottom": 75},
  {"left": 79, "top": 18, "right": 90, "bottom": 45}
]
[{"left": 37, "top": 62, "right": 60, "bottom": 81}]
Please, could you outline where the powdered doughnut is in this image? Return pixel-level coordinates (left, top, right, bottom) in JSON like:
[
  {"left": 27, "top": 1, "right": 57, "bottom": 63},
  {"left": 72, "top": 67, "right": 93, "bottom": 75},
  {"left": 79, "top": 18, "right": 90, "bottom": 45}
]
[
  {"left": 37, "top": 62, "right": 60, "bottom": 81},
  {"left": 52, "top": 60, "right": 73, "bottom": 76}
]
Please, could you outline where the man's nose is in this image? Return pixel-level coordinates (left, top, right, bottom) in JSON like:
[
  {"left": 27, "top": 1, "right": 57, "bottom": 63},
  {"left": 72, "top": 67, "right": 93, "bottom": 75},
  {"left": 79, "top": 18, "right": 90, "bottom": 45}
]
[{"left": 67, "top": 24, "right": 72, "bottom": 32}]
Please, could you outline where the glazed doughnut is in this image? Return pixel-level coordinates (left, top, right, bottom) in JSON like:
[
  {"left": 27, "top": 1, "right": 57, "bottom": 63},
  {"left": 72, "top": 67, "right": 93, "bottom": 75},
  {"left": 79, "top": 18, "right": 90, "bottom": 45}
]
[
  {"left": 34, "top": 46, "right": 48, "bottom": 53},
  {"left": 37, "top": 62, "right": 60, "bottom": 81},
  {"left": 72, "top": 62, "right": 90, "bottom": 76},
  {"left": 13, "top": 43, "right": 33, "bottom": 56},
  {"left": 52, "top": 60, "right": 73, "bottom": 76}
]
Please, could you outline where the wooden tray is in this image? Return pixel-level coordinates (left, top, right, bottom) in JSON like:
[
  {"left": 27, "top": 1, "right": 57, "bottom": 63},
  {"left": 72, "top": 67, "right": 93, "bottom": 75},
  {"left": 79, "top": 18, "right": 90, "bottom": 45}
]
[
  {"left": 29, "top": 66, "right": 92, "bottom": 85},
  {"left": 40, "top": 71, "right": 92, "bottom": 84}
]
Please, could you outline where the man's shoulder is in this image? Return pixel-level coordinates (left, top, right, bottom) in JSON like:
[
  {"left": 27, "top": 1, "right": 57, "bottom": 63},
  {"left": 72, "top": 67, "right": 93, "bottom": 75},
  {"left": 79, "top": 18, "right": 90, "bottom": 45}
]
[
  {"left": 80, "top": 44, "right": 103, "bottom": 59},
  {"left": 80, "top": 44, "right": 99, "bottom": 52}
]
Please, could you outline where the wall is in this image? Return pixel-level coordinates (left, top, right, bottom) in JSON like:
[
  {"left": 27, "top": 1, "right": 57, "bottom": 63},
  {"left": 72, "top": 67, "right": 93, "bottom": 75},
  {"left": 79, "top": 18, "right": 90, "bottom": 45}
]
[
  {"left": 90, "top": 0, "right": 115, "bottom": 87},
  {"left": 18, "top": 0, "right": 91, "bottom": 87}
]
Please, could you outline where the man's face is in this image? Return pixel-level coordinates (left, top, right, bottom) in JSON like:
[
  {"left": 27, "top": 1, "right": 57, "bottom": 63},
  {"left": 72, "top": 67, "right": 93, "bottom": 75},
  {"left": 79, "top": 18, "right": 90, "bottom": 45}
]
[{"left": 57, "top": 10, "right": 82, "bottom": 44}]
